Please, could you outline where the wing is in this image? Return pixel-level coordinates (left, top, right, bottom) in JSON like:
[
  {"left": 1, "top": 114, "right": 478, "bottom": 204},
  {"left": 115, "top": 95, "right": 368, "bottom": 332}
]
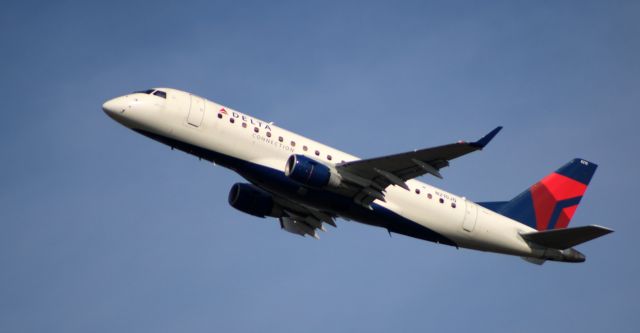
[
  {"left": 336, "top": 126, "right": 502, "bottom": 207},
  {"left": 271, "top": 195, "right": 337, "bottom": 239}
]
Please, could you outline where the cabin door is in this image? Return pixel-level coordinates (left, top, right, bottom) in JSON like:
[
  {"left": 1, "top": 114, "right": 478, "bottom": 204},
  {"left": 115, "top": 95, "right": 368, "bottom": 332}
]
[
  {"left": 187, "top": 95, "right": 205, "bottom": 127},
  {"left": 462, "top": 201, "right": 478, "bottom": 232}
]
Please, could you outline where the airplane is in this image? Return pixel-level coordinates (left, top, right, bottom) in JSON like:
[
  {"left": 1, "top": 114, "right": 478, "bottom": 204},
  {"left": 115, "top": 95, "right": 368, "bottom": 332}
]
[{"left": 102, "top": 87, "right": 613, "bottom": 264}]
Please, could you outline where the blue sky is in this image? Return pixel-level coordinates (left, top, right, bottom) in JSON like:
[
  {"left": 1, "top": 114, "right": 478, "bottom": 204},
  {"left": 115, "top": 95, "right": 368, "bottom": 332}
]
[{"left": 1, "top": 1, "right": 638, "bottom": 332}]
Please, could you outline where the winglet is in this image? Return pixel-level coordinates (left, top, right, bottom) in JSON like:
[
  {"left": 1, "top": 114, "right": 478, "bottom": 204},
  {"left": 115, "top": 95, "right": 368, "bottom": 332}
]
[{"left": 470, "top": 126, "right": 503, "bottom": 149}]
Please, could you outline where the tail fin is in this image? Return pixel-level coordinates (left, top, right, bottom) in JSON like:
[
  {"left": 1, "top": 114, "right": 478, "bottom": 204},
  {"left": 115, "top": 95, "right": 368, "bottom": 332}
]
[{"left": 482, "top": 159, "right": 597, "bottom": 231}]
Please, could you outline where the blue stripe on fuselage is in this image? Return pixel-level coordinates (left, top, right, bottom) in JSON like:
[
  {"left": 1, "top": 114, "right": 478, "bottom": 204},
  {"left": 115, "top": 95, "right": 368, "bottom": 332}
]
[{"left": 134, "top": 129, "right": 457, "bottom": 247}]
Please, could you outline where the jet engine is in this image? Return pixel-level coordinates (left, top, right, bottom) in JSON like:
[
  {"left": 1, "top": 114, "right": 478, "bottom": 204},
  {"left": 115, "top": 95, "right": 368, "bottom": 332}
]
[
  {"left": 284, "top": 154, "right": 342, "bottom": 188},
  {"left": 228, "top": 183, "right": 281, "bottom": 218}
]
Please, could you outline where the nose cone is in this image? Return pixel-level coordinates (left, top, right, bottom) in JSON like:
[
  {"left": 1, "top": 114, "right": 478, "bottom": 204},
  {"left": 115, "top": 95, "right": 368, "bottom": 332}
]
[{"left": 102, "top": 97, "right": 127, "bottom": 116}]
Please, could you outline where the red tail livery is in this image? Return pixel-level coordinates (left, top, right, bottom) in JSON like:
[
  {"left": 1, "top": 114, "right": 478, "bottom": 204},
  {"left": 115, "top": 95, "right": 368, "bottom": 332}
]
[{"left": 482, "top": 159, "right": 597, "bottom": 230}]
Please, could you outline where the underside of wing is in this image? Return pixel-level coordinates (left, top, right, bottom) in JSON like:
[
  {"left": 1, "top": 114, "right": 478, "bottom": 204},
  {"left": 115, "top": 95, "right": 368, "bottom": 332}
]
[{"left": 272, "top": 195, "right": 337, "bottom": 239}]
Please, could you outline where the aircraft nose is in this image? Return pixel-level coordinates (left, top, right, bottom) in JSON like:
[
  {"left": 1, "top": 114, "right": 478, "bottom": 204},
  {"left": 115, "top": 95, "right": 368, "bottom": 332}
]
[{"left": 102, "top": 97, "right": 128, "bottom": 116}]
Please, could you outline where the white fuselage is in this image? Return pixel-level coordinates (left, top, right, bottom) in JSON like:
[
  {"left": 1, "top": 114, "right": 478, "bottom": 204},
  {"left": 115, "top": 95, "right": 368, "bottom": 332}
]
[{"left": 103, "top": 88, "right": 551, "bottom": 260}]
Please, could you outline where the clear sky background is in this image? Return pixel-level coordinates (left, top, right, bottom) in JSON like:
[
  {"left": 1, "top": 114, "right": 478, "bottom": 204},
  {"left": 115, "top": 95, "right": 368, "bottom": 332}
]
[{"left": 1, "top": 1, "right": 638, "bottom": 332}]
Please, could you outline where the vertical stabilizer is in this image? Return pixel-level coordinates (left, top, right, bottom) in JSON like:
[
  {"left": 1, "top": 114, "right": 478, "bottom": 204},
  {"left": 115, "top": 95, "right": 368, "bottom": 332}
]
[{"left": 498, "top": 159, "right": 597, "bottom": 230}]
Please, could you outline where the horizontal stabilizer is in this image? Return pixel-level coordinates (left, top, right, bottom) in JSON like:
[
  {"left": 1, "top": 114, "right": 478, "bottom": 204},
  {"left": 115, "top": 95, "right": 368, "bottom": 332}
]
[{"left": 521, "top": 225, "right": 613, "bottom": 250}]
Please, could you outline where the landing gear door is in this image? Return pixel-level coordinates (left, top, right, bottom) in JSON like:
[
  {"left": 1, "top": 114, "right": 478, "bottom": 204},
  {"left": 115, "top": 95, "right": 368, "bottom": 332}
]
[
  {"left": 187, "top": 95, "right": 205, "bottom": 127},
  {"left": 462, "top": 200, "right": 478, "bottom": 232}
]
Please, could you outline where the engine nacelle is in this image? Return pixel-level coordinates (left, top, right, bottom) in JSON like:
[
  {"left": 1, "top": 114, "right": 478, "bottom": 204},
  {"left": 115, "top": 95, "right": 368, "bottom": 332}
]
[
  {"left": 228, "top": 183, "right": 280, "bottom": 218},
  {"left": 284, "top": 154, "right": 342, "bottom": 188}
]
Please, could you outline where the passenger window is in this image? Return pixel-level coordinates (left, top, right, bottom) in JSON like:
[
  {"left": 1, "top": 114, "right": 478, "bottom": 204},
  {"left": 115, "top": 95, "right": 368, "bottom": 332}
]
[
  {"left": 217, "top": 113, "right": 223, "bottom": 119},
  {"left": 439, "top": 198, "right": 444, "bottom": 204},
  {"left": 451, "top": 203, "right": 457, "bottom": 208},
  {"left": 266, "top": 132, "right": 271, "bottom": 137},
  {"left": 303, "top": 145, "right": 308, "bottom": 151},
  {"left": 315, "top": 150, "right": 320, "bottom": 156},
  {"left": 242, "top": 123, "right": 247, "bottom": 128},
  {"left": 279, "top": 136, "right": 283, "bottom": 142},
  {"left": 327, "top": 155, "right": 332, "bottom": 161},
  {"left": 427, "top": 193, "right": 432, "bottom": 199},
  {"left": 254, "top": 127, "right": 259, "bottom": 133},
  {"left": 230, "top": 118, "right": 235, "bottom": 123},
  {"left": 415, "top": 189, "right": 421, "bottom": 194}
]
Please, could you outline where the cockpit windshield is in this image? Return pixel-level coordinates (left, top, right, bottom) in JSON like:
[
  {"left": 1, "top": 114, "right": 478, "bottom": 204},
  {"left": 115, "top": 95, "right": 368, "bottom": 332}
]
[
  {"left": 153, "top": 90, "right": 167, "bottom": 98},
  {"left": 133, "top": 89, "right": 155, "bottom": 95},
  {"left": 132, "top": 89, "right": 167, "bottom": 99}
]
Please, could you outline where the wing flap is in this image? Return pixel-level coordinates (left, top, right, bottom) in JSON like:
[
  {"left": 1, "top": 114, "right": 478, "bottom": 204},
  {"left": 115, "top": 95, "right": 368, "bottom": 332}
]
[
  {"left": 271, "top": 196, "right": 337, "bottom": 239},
  {"left": 280, "top": 217, "right": 314, "bottom": 238}
]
